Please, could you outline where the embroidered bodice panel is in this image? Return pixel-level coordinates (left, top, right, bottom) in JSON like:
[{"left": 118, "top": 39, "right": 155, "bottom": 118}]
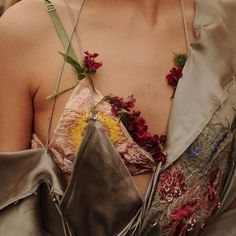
[{"left": 31, "top": 78, "right": 156, "bottom": 175}]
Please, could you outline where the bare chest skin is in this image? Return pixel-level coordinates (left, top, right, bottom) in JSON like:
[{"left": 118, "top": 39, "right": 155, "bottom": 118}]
[
  {"left": 33, "top": 0, "right": 196, "bottom": 195},
  {"left": 34, "top": 0, "right": 196, "bottom": 141}
]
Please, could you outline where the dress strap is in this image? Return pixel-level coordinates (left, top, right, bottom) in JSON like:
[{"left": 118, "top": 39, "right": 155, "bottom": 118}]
[
  {"left": 63, "top": 0, "right": 97, "bottom": 109},
  {"left": 181, "top": 0, "right": 191, "bottom": 49},
  {"left": 44, "top": 0, "right": 78, "bottom": 60},
  {"left": 43, "top": 0, "right": 83, "bottom": 148},
  {"left": 63, "top": 0, "right": 86, "bottom": 59}
]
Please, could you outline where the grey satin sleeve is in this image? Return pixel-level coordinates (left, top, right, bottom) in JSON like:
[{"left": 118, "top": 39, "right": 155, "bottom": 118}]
[
  {"left": 200, "top": 208, "right": 236, "bottom": 235},
  {"left": 200, "top": 157, "right": 236, "bottom": 236}
]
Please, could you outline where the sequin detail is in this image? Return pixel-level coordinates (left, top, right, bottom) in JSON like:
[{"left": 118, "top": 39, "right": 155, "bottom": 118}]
[{"left": 159, "top": 167, "right": 186, "bottom": 203}]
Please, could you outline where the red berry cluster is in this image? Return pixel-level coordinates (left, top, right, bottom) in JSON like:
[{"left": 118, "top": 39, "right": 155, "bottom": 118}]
[
  {"left": 83, "top": 51, "right": 103, "bottom": 73},
  {"left": 107, "top": 95, "right": 167, "bottom": 164}
]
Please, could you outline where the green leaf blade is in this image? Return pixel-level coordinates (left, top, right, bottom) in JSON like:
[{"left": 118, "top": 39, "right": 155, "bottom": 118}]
[{"left": 59, "top": 52, "right": 84, "bottom": 73}]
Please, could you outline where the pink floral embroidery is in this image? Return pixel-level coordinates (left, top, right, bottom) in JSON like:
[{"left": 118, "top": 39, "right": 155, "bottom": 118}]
[
  {"left": 207, "top": 168, "right": 219, "bottom": 202},
  {"left": 170, "top": 205, "right": 196, "bottom": 221},
  {"left": 161, "top": 201, "right": 198, "bottom": 236},
  {"left": 159, "top": 167, "right": 186, "bottom": 203}
]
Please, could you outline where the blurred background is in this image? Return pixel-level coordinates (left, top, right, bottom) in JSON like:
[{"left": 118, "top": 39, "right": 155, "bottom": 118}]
[{"left": 0, "top": 0, "right": 20, "bottom": 16}]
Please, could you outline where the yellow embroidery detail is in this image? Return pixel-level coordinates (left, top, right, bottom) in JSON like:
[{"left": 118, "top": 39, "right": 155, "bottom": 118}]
[
  {"left": 70, "top": 111, "right": 122, "bottom": 150},
  {"left": 97, "top": 112, "right": 122, "bottom": 143},
  {"left": 70, "top": 111, "right": 90, "bottom": 149}
]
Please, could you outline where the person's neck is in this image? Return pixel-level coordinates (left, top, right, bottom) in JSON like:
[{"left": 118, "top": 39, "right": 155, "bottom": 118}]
[
  {"left": 71, "top": 0, "right": 194, "bottom": 25},
  {"left": 128, "top": 0, "right": 170, "bottom": 23},
  {"left": 98, "top": 0, "right": 190, "bottom": 24}
]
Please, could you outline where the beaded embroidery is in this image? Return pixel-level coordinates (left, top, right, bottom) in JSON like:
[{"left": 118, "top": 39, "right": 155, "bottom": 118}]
[{"left": 148, "top": 106, "right": 236, "bottom": 235}]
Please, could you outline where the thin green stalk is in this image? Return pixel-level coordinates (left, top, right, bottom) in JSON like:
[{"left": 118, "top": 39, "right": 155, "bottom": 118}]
[{"left": 46, "top": 83, "right": 78, "bottom": 99}]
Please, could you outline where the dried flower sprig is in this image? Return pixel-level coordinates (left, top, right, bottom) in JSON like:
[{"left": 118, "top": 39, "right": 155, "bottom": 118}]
[
  {"left": 47, "top": 51, "right": 102, "bottom": 99},
  {"left": 83, "top": 51, "right": 103, "bottom": 73},
  {"left": 166, "top": 67, "right": 183, "bottom": 89},
  {"left": 165, "top": 53, "right": 187, "bottom": 99},
  {"left": 105, "top": 95, "right": 167, "bottom": 164}
]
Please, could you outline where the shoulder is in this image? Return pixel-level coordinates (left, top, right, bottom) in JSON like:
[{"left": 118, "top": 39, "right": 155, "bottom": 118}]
[
  {"left": 196, "top": 0, "right": 236, "bottom": 47},
  {"left": 196, "top": 0, "right": 236, "bottom": 19},
  {"left": 196, "top": 0, "right": 236, "bottom": 21},
  {"left": 0, "top": 0, "right": 65, "bottom": 93},
  {"left": 0, "top": 0, "right": 52, "bottom": 97},
  {"left": 0, "top": 0, "right": 71, "bottom": 58},
  {"left": 0, "top": 0, "right": 52, "bottom": 47}
]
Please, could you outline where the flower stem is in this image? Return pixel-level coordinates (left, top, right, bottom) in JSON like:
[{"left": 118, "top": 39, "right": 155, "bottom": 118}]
[
  {"left": 88, "top": 75, "right": 96, "bottom": 93},
  {"left": 46, "top": 83, "right": 78, "bottom": 100}
]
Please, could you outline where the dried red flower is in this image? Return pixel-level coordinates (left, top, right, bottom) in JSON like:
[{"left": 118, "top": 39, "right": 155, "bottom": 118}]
[
  {"left": 83, "top": 51, "right": 103, "bottom": 73},
  {"left": 154, "top": 153, "right": 167, "bottom": 163},
  {"left": 107, "top": 95, "right": 166, "bottom": 164},
  {"left": 159, "top": 135, "right": 167, "bottom": 144},
  {"left": 165, "top": 67, "right": 183, "bottom": 88}
]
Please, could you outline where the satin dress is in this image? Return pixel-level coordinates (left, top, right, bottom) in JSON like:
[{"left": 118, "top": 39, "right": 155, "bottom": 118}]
[{"left": 0, "top": 0, "right": 236, "bottom": 235}]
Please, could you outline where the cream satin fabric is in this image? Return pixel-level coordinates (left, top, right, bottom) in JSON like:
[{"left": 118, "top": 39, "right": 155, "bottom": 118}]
[
  {"left": 0, "top": 148, "right": 66, "bottom": 236},
  {"left": 0, "top": 120, "right": 143, "bottom": 236},
  {"left": 164, "top": 0, "right": 236, "bottom": 234},
  {"left": 166, "top": 0, "right": 236, "bottom": 168}
]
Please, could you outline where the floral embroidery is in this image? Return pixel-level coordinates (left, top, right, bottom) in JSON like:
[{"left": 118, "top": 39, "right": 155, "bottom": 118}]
[
  {"left": 167, "top": 203, "right": 197, "bottom": 235},
  {"left": 186, "top": 146, "right": 204, "bottom": 159},
  {"left": 170, "top": 205, "right": 196, "bottom": 221},
  {"left": 185, "top": 123, "right": 230, "bottom": 161},
  {"left": 150, "top": 117, "right": 235, "bottom": 235},
  {"left": 163, "top": 167, "right": 222, "bottom": 235},
  {"left": 207, "top": 168, "right": 220, "bottom": 203},
  {"left": 159, "top": 167, "right": 186, "bottom": 203}
]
